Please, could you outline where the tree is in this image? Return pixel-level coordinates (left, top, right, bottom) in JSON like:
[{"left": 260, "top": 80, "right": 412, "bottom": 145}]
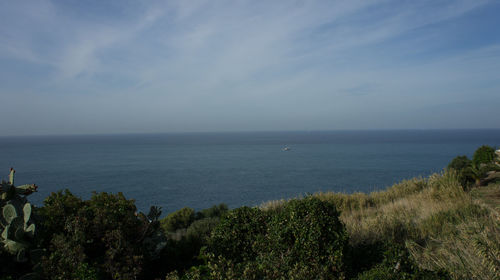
[
  {"left": 447, "top": 156, "right": 473, "bottom": 187},
  {"left": 448, "top": 156, "right": 471, "bottom": 172},
  {"left": 200, "top": 197, "right": 349, "bottom": 279},
  {"left": 160, "top": 207, "right": 196, "bottom": 233},
  {"left": 472, "top": 145, "right": 496, "bottom": 166},
  {"left": 38, "top": 191, "right": 166, "bottom": 280}
]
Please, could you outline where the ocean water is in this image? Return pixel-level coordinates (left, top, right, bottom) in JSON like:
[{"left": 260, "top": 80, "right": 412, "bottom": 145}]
[{"left": 0, "top": 130, "right": 499, "bottom": 215}]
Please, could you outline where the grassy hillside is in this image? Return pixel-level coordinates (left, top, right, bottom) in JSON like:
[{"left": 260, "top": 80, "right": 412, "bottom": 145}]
[{"left": 261, "top": 171, "right": 500, "bottom": 279}]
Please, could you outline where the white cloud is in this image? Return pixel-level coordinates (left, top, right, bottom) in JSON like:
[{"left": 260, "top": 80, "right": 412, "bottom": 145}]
[{"left": 0, "top": 0, "right": 498, "bottom": 134}]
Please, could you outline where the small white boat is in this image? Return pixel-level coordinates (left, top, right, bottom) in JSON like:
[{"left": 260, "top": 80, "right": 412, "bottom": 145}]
[{"left": 282, "top": 146, "right": 291, "bottom": 151}]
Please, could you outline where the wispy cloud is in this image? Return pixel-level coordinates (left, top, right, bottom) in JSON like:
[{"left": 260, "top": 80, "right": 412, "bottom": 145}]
[{"left": 0, "top": 0, "right": 499, "bottom": 135}]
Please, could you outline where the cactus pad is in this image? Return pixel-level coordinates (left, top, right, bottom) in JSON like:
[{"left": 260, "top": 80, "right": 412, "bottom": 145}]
[
  {"left": 4, "top": 239, "right": 28, "bottom": 254},
  {"left": 23, "top": 203, "right": 32, "bottom": 223},
  {"left": 0, "top": 169, "right": 38, "bottom": 262},
  {"left": 8, "top": 168, "right": 14, "bottom": 185},
  {"left": 25, "top": 224, "right": 35, "bottom": 238},
  {"left": 3, "top": 204, "right": 18, "bottom": 223}
]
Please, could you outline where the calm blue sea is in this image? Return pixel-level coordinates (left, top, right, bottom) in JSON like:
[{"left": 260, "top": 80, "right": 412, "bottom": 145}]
[{"left": 0, "top": 130, "right": 499, "bottom": 214}]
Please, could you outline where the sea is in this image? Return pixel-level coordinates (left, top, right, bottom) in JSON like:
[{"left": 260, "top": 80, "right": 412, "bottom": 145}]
[{"left": 0, "top": 129, "right": 499, "bottom": 215}]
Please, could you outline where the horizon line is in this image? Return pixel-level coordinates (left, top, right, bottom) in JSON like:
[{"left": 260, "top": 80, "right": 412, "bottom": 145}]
[{"left": 1, "top": 128, "right": 500, "bottom": 138}]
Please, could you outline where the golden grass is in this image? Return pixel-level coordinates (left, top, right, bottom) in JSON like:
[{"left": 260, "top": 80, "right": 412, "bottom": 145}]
[
  {"left": 260, "top": 170, "right": 500, "bottom": 279},
  {"left": 408, "top": 217, "right": 500, "bottom": 280}
]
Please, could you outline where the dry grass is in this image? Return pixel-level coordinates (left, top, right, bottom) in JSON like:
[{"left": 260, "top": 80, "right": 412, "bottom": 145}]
[
  {"left": 407, "top": 217, "right": 500, "bottom": 280},
  {"left": 260, "top": 170, "right": 500, "bottom": 279},
  {"left": 258, "top": 198, "right": 288, "bottom": 211},
  {"left": 471, "top": 183, "right": 500, "bottom": 213}
]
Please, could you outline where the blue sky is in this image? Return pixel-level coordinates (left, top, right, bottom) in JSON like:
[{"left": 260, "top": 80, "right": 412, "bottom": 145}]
[{"left": 1, "top": 0, "right": 499, "bottom": 136}]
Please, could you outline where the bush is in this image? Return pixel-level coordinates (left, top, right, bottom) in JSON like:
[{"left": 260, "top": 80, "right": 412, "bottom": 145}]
[
  {"left": 448, "top": 156, "right": 471, "bottom": 172},
  {"left": 38, "top": 191, "right": 165, "bottom": 280},
  {"left": 259, "top": 197, "right": 347, "bottom": 278},
  {"left": 345, "top": 241, "right": 387, "bottom": 277},
  {"left": 161, "top": 207, "right": 196, "bottom": 233},
  {"left": 195, "top": 203, "right": 228, "bottom": 220},
  {"left": 156, "top": 204, "right": 229, "bottom": 276},
  {"left": 159, "top": 217, "right": 222, "bottom": 274},
  {"left": 472, "top": 145, "right": 496, "bottom": 166},
  {"left": 201, "top": 197, "right": 348, "bottom": 279},
  {"left": 186, "top": 217, "right": 220, "bottom": 244},
  {"left": 37, "top": 190, "right": 85, "bottom": 247},
  {"left": 41, "top": 234, "right": 97, "bottom": 280},
  {"left": 447, "top": 156, "right": 473, "bottom": 187},
  {"left": 207, "top": 206, "right": 267, "bottom": 264}
]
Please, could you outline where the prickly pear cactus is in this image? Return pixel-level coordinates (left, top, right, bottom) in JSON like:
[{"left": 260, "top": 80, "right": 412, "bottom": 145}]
[{"left": 0, "top": 168, "right": 38, "bottom": 261}]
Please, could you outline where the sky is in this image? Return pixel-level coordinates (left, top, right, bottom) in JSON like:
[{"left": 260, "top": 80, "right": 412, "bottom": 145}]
[{"left": 1, "top": 0, "right": 500, "bottom": 136}]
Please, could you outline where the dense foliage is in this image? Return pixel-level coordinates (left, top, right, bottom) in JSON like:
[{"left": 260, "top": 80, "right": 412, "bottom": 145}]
[
  {"left": 159, "top": 204, "right": 228, "bottom": 274},
  {"left": 447, "top": 155, "right": 471, "bottom": 172},
  {"left": 447, "top": 145, "right": 499, "bottom": 187},
  {"left": 174, "top": 197, "right": 349, "bottom": 279},
  {"left": 447, "top": 155, "right": 474, "bottom": 187},
  {"left": 37, "top": 190, "right": 166, "bottom": 280},
  {"left": 472, "top": 145, "right": 496, "bottom": 166},
  {"left": 161, "top": 207, "right": 196, "bottom": 233}
]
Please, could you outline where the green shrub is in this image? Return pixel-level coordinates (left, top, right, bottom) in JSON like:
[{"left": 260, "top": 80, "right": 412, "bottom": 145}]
[
  {"left": 447, "top": 147, "right": 500, "bottom": 187},
  {"left": 41, "top": 234, "right": 95, "bottom": 280},
  {"left": 201, "top": 197, "right": 348, "bottom": 279},
  {"left": 259, "top": 197, "right": 348, "bottom": 278},
  {"left": 448, "top": 155, "right": 471, "bottom": 172},
  {"left": 186, "top": 217, "right": 220, "bottom": 244},
  {"left": 157, "top": 204, "right": 228, "bottom": 276},
  {"left": 38, "top": 191, "right": 165, "bottom": 280},
  {"left": 37, "top": 190, "right": 84, "bottom": 246},
  {"left": 73, "top": 262, "right": 99, "bottom": 280},
  {"left": 472, "top": 145, "right": 496, "bottom": 166},
  {"left": 345, "top": 241, "right": 387, "bottom": 277},
  {"left": 207, "top": 206, "right": 267, "bottom": 264},
  {"left": 446, "top": 156, "right": 473, "bottom": 187},
  {"left": 195, "top": 203, "right": 228, "bottom": 220},
  {"left": 466, "top": 161, "right": 495, "bottom": 187},
  {"left": 161, "top": 207, "right": 196, "bottom": 233},
  {"left": 159, "top": 217, "right": 222, "bottom": 274}
]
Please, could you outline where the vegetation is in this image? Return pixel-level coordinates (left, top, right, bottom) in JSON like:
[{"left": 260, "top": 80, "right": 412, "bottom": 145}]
[
  {"left": 37, "top": 191, "right": 166, "bottom": 280},
  {"left": 309, "top": 170, "right": 498, "bottom": 279},
  {"left": 0, "top": 145, "right": 499, "bottom": 279},
  {"left": 472, "top": 145, "right": 496, "bottom": 166},
  {"left": 159, "top": 204, "right": 228, "bottom": 274},
  {"left": 447, "top": 145, "right": 499, "bottom": 187},
  {"left": 0, "top": 169, "right": 41, "bottom": 279},
  {"left": 193, "top": 197, "right": 349, "bottom": 279},
  {"left": 161, "top": 207, "right": 196, "bottom": 233}
]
